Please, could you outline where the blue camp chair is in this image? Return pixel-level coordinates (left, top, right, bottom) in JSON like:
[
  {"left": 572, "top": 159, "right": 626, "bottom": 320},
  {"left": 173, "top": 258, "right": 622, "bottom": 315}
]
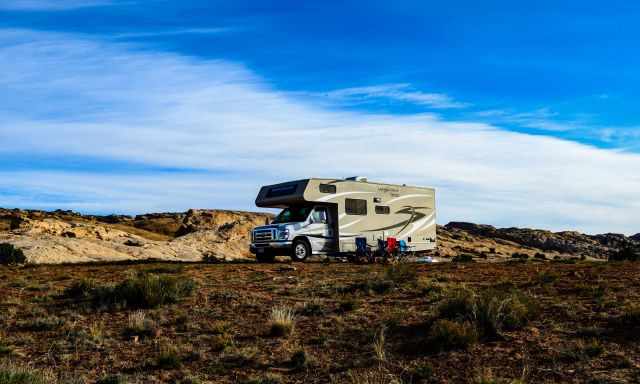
[
  {"left": 398, "top": 240, "right": 409, "bottom": 253},
  {"left": 354, "top": 237, "right": 373, "bottom": 263},
  {"left": 355, "top": 237, "right": 368, "bottom": 254},
  {"left": 377, "top": 239, "right": 387, "bottom": 256}
]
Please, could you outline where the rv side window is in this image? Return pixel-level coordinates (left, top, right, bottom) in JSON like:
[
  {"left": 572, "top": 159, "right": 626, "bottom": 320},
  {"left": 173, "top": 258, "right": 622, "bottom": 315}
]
[
  {"left": 345, "top": 198, "right": 367, "bottom": 215},
  {"left": 319, "top": 184, "right": 336, "bottom": 194},
  {"left": 375, "top": 205, "right": 390, "bottom": 214}
]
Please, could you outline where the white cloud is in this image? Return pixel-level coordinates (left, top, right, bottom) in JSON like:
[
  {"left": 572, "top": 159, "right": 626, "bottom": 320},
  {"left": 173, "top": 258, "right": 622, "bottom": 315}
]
[
  {"left": 0, "top": 29, "right": 639, "bottom": 234},
  {"left": 0, "top": 0, "right": 115, "bottom": 10},
  {"left": 323, "top": 84, "right": 470, "bottom": 109}
]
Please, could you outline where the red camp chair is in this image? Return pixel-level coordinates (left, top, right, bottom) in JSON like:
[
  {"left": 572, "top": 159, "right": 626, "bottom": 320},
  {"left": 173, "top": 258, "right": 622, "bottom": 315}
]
[{"left": 386, "top": 237, "right": 398, "bottom": 259}]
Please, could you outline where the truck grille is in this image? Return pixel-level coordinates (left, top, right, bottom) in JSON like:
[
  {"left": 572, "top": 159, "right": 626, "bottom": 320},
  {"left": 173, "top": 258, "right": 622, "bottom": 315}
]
[{"left": 253, "top": 229, "right": 274, "bottom": 243}]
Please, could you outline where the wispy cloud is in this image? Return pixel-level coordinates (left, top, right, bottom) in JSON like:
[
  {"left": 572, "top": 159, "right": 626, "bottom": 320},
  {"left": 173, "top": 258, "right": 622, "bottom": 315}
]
[
  {"left": 0, "top": 0, "right": 117, "bottom": 10},
  {"left": 323, "top": 83, "right": 470, "bottom": 109},
  {"left": 111, "top": 28, "right": 234, "bottom": 39},
  {"left": 476, "top": 108, "right": 584, "bottom": 132},
  {"left": 0, "top": 29, "right": 639, "bottom": 233}
]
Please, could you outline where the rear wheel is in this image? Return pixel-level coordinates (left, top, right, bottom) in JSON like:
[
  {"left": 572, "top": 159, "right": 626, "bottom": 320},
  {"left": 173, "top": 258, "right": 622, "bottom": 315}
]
[
  {"left": 255, "top": 251, "right": 276, "bottom": 263},
  {"left": 291, "top": 238, "right": 311, "bottom": 262}
]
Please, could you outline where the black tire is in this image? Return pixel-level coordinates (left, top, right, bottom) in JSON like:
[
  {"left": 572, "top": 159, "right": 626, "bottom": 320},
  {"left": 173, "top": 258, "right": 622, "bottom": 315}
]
[
  {"left": 291, "top": 238, "right": 311, "bottom": 262},
  {"left": 255, "top": 251, "right": 276, "bottom": 263}
]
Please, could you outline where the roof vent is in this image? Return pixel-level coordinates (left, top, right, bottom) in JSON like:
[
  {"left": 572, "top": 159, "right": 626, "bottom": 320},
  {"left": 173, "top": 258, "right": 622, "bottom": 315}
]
[{"left": 346, "top": 176, "right": 368, "bottom": 182}]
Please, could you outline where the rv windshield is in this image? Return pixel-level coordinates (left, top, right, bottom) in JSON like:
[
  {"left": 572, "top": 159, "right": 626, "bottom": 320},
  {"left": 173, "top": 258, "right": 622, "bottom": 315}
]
[{"left": 272, "top": 206, "right": 312, "bottom": 224}]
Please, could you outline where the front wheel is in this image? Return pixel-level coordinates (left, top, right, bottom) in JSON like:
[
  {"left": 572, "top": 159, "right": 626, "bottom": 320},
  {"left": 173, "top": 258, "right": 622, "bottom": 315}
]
[{"left": 291, "top": 239, "right": 311, "bottom": 262}]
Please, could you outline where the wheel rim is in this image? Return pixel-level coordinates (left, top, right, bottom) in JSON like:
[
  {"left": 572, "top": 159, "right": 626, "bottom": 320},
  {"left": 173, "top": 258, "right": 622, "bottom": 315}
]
[{"left": 295, "top": 243, "right": 307, "bottom": 258}]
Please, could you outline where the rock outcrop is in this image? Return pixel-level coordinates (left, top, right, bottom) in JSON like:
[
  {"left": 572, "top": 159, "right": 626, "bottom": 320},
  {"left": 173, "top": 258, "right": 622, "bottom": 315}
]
[
  {"left": 0, "top": 208, "right": 272, "bottom": 264},
  {"left": 444, "top": 222, "right": 639, "bottom": 260}
]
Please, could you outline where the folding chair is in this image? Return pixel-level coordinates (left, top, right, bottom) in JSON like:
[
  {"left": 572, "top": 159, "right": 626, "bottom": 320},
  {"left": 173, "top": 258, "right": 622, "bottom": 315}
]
[
  {"left": 398, "top": 239, "right": 414, "bottom": 261},
  {"left": 377, "top": 239, "right": 387, "bottom": 258},
  {"left": 386, "top": 237, "right": 398, "bottom": 258},
  {"left": 355, "top": 237, "right": 372, "bottom": 263}
]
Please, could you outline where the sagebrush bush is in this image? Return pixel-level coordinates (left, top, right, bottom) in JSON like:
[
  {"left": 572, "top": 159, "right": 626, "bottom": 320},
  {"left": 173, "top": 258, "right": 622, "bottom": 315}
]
[
  {"left": 383, "top": 263, "right": 418, "bottom": 285},
  {"left": 347, "top": 367, "right": 402, "bottom": 384},
  {"left": 243, "top": 373, "right": 283, "bottom": 384},
  {"left": 436, "top": 288, "right": 535, "bottom": 340},
  {"left": 611, "top": 304, "right": 640, "bottom": 328},
  {"left": 63, "top": 278, "right": 97, "bottom": 299},
  {"left": 96, "top": 375, "right": 127, "bottom": 384},
  {"left": 17, "top": 316, "right": 65, "bottom": 332},
  {"left": 156, "top": 345, "right": 182, "bottom": 369},
  {"left": 0, "top": 363, "right": 52, "bottom": 384},
  {"left": 289, "top": 349, "right": 308, "bottom": 370},
  {"left": 436, "top": 288, "right": 476, "bottom": 321},
  {"left": 609, "top": 246, "right": 640, "bottom": 262},
  {"left": 452, "top": 254, "right": 474, "bottom": 263},
  {"left": 427, "top": 319, "right": 478, "bottom": 352},
  {"left": 473, "top": 291, "right": 532, "bottom": 339},
  {"left": 124, "top": 310, "right": 157, "bottom": 337},
  {"left": 65, "top": 272, "right": 196, "bottom": 309},
  {"left": 0, "top": 243, "right": 26, "bottom": 265}
]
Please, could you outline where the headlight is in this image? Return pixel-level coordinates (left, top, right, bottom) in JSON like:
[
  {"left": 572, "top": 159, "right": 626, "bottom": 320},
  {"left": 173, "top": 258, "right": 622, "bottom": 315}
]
[{"left": 278, "top": 229, "right": 289, "bottom": 240}]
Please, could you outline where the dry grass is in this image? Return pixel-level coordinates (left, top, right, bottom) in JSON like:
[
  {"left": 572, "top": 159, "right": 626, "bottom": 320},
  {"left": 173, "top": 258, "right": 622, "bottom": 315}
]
[{"left": 268, "top": 306, "right": 295, "bottom": 337}]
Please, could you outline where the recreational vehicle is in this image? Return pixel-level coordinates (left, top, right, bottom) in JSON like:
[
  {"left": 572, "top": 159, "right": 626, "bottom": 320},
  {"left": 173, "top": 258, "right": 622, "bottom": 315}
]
[{"left": 250, "top": 177, "right": 436, "bottom": 262}]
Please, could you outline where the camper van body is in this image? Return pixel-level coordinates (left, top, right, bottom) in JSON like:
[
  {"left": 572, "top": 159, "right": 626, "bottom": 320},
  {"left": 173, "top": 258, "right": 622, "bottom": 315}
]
[{"left": 250, "top": 177, "right": 436, "bottom": 261}]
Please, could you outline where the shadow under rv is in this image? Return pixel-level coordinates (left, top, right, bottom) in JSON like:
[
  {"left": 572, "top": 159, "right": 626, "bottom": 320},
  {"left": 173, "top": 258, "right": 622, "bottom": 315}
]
[{"left": 249, "top": 177, "right": 436, "bottom": 262}]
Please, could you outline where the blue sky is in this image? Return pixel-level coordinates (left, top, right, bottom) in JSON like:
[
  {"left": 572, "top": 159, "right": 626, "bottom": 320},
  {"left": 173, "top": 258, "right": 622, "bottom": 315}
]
[{"left": 1, "top": 0, "right": 639, "bottom": 233}]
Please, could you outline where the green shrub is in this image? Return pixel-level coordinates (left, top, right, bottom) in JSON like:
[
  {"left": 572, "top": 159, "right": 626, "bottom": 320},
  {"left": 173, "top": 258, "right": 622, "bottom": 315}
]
[
  {"left": 559, "top": 340, "right": 604, "bottom": 362},
  {"left": 536, "top": 271, "right": 558, "bottom": 284},
  {"left": 289, "top": 349, "right": 308, "bottom": 370},
  {"left": 383, "top": 263, "right": 418, "bottom": 285},
  {"left": 96, "top": 375, "right": 127, "bottom": 384},
  {"left": 473, "top": 291, "right": 532, "bottom": 339},
  {"left": 156, "top": 345, "right": 182, "bottom": 369},
  {"left": 242, "top": 374, "right": 282, "bottom": 384},
  {"left": 609, "top": 246, "right": 640, "bottom": 261},
  {"left": 452, "top": 254, "right": 474, "bottom": 263},
  {"left": 297, "top": 300, "right": 325, "bottom": 317},
  {"left": 412, "top": 362, "right": 435, "bottom": 382},
  {"left": 427, "top": 319, "right": 478, "bottom": 351},
  {"left": 511, "top": 252, "right": 529, "bottom": 260},
  {"left": 339, "top": 298, "right": 359, "bottom": 312},
  {"left": 610, "top": 304, "right": 640, "bottom": 328},
  {"left": 17, "top": 316, "right": 65, "bottom": 332},
  {"left": 436, "top": 288, "right": 535, "bottom": 340},
  {"left": 63, "top": 278, "right": 97, "bottom": 299},
  {"left": 0, "top": 363, "right": 51, "bottom": 384},
  {"left": 0, "top": 243, "right": 26, "bottom": 265},
  {"left": 210, "top": 333, "right": 234, "bottom": 352},
  {"left": 343, "top": 277, "right": 394, "bottom": 295},
  {"left": 0, "top": 341, "right": 12, "bottom": 356},
  {"left": 436, "top": 288, "right": 475, "bottom": 321},
  {"left": 65, "top": 272, "right": 196, "bottom": 309}
]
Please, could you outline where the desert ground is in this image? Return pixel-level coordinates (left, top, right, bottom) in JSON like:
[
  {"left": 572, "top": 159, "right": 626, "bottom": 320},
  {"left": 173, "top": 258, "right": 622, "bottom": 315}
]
[
  {"left": 0, "top": 260, "right": 639, "bottom": 383},
  {"left": 1, "top": 208, "right": 639, "bottom": 383}
]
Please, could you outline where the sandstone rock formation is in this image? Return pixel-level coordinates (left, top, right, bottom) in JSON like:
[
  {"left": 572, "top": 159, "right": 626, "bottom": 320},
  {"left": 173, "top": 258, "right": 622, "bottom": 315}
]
[{"left": 0, "top": 208, "right": 271, "bottom": 264}]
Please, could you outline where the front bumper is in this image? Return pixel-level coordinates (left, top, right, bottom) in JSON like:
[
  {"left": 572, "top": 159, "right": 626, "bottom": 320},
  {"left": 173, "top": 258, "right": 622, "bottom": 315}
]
[{"left": 250, "top": 241, "right": 293, "bottom": 255}]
